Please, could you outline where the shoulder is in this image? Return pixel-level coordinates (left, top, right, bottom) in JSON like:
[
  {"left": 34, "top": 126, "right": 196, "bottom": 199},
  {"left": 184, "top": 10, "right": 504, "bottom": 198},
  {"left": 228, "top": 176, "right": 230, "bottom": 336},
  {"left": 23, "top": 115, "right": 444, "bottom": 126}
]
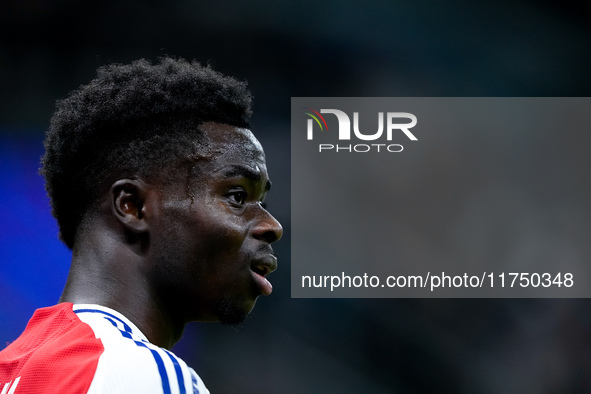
[
  {"left": 74, "top": 305, "right": 209, "bottom": 394},
  {"left": 1, "top": 304, "right": 209, "bottom": 394},
  {"left": 0, "top": 303, "right": 104, "bottom": 393}
]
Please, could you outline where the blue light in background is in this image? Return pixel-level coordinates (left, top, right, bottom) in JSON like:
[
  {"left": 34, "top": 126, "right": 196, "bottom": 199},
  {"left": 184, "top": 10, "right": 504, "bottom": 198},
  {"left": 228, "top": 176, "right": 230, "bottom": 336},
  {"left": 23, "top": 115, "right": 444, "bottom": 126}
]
[{"left": 0, "top": 132, "right": 71, "bottom": 344}]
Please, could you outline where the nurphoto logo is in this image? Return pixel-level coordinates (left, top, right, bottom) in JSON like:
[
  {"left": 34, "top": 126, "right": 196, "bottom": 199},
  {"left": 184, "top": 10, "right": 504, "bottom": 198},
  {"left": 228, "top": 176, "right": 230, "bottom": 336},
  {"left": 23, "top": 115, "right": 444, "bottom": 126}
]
[{"left": 304, "top": 108, "right": 418, "bottom": 153}]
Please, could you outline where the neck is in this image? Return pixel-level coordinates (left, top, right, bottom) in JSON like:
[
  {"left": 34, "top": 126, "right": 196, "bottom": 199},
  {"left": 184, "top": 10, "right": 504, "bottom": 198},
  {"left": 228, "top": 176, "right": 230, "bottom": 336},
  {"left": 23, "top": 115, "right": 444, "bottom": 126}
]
[{"left": 60, "top": 229, "right": 185, "bottom": 349}]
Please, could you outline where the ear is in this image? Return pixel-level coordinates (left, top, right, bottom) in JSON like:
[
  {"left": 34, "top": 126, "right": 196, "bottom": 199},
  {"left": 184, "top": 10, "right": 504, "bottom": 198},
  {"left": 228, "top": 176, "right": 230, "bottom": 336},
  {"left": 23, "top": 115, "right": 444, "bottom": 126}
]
[{"left": 110, "top": 179, "right": 150, "bottom": 234}]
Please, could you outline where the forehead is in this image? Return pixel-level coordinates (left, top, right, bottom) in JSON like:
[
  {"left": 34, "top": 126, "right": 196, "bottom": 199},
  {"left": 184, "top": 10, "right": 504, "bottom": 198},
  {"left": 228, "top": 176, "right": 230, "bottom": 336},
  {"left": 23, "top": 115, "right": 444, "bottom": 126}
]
[
  {"left": 196, "top": 122, "right": 268, "bottom": 179},
  {"left": 199, "top": 121, "right": 265, "bottom": 162}
]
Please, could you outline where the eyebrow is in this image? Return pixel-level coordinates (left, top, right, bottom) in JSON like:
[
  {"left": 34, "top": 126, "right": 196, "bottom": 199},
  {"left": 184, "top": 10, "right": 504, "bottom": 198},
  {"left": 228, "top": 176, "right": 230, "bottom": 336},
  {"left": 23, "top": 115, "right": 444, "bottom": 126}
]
[{"left": 220, "top": 164, "right": 272, "bottom": 191}]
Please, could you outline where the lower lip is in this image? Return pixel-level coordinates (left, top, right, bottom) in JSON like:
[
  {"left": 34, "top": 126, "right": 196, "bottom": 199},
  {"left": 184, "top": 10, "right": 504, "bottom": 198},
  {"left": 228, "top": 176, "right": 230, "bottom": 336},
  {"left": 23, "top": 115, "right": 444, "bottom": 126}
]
[{"left": 252, "top": 271, "right": 273, "bottom": 296}]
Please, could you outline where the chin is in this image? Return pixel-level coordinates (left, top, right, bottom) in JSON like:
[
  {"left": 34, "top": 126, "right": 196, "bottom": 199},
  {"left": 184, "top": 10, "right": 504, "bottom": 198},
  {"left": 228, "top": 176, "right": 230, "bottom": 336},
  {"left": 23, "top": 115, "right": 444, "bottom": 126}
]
[{"left": 216, "top": 295, "right": 256, "bottom": 325}]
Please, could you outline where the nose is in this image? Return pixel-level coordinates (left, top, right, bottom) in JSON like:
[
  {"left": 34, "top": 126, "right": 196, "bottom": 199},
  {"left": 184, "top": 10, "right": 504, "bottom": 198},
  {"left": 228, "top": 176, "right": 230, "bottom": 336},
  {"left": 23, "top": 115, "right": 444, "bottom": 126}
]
[{"left": 252, "top": 209, "right": 283, "bottom": 244}]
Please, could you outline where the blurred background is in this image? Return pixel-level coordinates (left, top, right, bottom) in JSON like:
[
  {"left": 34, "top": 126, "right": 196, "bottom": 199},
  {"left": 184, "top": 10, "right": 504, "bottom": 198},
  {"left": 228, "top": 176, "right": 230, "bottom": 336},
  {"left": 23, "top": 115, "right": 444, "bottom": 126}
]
[{"left": 1, "top": 1, "right": 590, "bottom": 393}]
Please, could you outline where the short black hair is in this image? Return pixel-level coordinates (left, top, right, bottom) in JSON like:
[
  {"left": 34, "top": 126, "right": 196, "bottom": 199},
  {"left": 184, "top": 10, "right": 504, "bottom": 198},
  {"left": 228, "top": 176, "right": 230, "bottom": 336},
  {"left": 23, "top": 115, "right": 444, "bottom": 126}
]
[{"left": 41, "top": 57, "right": 253, "bottom": 249}]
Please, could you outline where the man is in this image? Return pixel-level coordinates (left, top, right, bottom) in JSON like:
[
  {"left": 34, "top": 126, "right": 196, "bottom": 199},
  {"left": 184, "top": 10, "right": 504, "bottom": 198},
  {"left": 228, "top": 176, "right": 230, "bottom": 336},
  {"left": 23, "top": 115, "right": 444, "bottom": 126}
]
[{"left": 0, "top": 57, "right": 282, "bottom": 393}]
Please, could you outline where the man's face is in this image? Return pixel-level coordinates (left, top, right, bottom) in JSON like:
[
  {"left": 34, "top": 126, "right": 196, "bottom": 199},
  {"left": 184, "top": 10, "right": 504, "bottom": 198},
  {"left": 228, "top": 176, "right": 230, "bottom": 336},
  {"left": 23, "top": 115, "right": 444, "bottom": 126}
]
[{"left": 149, "top": 122, "right": 283, "bottom": 325}]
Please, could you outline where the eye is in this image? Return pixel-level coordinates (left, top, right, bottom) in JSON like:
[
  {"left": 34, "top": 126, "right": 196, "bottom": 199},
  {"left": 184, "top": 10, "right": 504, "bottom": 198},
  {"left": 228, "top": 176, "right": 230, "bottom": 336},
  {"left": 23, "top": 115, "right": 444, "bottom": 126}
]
[{"left": 227, "top": 190, "right": 247, "bottom": 205}]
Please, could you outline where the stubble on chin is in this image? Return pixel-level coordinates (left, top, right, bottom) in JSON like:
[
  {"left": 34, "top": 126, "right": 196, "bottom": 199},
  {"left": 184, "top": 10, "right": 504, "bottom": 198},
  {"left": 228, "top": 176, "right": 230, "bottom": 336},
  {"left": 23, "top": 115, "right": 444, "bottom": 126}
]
[{"left": 215, "top": 295, "right": 252, "bottom": 328}]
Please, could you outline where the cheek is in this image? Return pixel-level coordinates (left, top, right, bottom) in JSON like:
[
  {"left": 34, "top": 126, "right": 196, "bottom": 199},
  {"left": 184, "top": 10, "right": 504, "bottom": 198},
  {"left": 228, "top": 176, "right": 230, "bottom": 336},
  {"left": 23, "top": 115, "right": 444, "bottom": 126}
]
[
  {"left": 186, "top": 213, "right": 250, "bottom": 270},
  {"left": 156, "top": 200, "right": 251, "bottom": 275},
  {"left": 199, "top": 227, "right": 249, "bottom": 270},
  {"left": 201, "top": 204, "right": 249, "bottom": 246}
]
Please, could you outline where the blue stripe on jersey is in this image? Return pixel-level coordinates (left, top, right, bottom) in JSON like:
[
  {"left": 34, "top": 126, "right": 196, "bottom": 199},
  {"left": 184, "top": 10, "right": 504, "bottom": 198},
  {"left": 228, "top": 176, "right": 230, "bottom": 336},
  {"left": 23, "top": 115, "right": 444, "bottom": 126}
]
[
  {"left": 134, "top": 342, "right": 172, "bottom": 394},
  {"left": 191, "top": 372, "right": 199, "bottom": 394},
  {"left": 104, "top": 317, "right": 134, "bottom": 340},
  {"left": 162, "top": 349, "right": 186, "bottom": 394},
  {"left": 73, "top": 308, "right": 132, "bottom": 333},
  {"left": 74, "top": 308, "right": 185, "bottom": 394}
]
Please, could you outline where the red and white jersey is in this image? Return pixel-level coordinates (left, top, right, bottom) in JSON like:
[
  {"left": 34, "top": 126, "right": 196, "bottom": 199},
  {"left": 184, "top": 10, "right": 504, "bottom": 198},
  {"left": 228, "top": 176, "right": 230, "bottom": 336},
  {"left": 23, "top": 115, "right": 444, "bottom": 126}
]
[{"left": 0, "top": 303, "right": 209, "bottom": 394}]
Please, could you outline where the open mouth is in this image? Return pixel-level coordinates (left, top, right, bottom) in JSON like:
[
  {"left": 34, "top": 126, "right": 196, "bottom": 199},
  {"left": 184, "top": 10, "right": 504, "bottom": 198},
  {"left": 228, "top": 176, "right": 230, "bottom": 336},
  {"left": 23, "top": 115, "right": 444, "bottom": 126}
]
[
  {"left": 250, "top": 255, "right": 277, "bottom": 296},
  {"left": 251, "top": 265, "right": 269, "bottom": 277},
  {"left": 251, "top": 269, "right": 273, "bottom": 296}
]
